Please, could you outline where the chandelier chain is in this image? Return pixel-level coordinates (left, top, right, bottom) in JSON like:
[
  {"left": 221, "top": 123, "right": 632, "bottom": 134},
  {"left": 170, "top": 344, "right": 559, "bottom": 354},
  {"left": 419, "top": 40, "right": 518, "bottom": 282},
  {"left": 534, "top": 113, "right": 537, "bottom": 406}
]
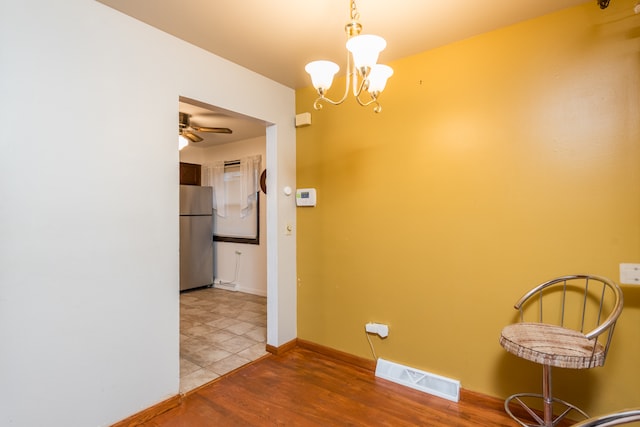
[{"left": 350, "top": 0, "right": 360, "bottom": 21}]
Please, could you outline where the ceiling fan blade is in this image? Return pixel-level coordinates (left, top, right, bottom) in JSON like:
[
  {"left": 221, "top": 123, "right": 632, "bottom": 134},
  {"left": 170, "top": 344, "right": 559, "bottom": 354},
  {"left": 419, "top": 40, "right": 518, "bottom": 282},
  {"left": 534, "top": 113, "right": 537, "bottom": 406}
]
[
  {"left": 192, "top": 126, "right": 233, "bottom": 134},
  {"left": 184, "top": 131, "right": 203, "bottom": 143}
]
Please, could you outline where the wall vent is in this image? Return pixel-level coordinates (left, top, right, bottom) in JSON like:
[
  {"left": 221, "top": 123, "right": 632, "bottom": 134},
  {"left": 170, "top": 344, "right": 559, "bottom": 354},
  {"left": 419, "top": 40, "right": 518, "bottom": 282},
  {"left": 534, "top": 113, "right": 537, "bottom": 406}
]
[
  {"left": 375, "top": 358, "right": 460, "bottom": 402},
  {"left": 214, "top": 281, "right": 238, "bottom": 291}
]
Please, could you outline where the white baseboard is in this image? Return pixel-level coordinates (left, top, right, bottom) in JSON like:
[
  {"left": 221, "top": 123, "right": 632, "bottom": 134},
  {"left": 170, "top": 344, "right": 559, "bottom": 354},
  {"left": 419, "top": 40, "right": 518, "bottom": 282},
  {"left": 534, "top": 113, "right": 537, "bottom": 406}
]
[{"left": 213, "top": 280, "right": 266, "bottom": 297}]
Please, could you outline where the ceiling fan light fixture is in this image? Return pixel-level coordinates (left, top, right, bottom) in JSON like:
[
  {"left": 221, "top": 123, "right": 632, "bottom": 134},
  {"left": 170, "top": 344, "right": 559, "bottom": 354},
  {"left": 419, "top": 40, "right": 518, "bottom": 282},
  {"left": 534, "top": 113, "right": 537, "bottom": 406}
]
[
  {"left": 304, "top": 0, "right": 393, "bottom": 113},
  {"left": 178, "top": 134, "right": 189, "bottom": 150}
]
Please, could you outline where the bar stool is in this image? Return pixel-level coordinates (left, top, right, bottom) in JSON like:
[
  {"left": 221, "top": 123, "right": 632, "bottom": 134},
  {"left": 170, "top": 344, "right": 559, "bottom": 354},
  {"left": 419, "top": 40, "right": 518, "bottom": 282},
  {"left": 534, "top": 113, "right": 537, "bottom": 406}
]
[{"left": 499, "top": 275, "right": 623, "bottom": 427}]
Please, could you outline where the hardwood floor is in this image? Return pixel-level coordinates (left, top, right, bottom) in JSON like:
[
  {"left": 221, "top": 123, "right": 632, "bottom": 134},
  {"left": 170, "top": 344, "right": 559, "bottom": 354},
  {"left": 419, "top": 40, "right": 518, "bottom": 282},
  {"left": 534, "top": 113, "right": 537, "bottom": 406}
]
[{"left": 140, "top": 347, "right": 529, "bottom": 426}]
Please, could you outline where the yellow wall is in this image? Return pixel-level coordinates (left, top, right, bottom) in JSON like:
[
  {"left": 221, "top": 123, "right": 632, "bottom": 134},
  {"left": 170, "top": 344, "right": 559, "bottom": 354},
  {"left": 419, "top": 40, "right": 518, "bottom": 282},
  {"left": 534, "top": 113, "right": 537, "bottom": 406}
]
[{"left": 296, "top": 1, "right": 640, "bottom": 416}]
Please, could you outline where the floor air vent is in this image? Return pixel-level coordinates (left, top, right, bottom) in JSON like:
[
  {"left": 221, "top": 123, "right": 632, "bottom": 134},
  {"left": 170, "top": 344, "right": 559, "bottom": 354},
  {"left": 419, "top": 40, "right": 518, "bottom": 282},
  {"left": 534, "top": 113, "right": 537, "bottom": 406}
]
[{"left": 375, "top": 358, "right": 460, "bottom": 402}]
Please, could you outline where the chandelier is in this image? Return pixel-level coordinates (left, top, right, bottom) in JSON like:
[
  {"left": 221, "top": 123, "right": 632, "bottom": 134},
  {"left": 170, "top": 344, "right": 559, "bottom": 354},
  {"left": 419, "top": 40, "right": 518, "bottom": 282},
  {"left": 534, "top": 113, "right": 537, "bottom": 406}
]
[{"left": 304, "top": 1, "right": 393, "bottom": 113}]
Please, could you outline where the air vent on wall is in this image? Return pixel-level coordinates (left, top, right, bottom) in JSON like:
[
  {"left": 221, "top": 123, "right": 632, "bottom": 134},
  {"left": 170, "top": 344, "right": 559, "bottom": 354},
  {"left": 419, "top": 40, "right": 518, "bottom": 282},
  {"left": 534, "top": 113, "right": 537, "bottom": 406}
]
[{"left": 375, "top": 358, "right": 460, "bottom": 402}]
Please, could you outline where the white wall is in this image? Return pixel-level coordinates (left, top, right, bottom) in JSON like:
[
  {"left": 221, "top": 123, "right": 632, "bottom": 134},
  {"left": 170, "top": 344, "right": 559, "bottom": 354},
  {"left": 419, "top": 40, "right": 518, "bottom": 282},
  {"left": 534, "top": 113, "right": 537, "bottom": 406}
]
[
  {"left": 180, "top": 136, "right": 268, "bottom": 296},
  {"left": 0, "top": 1, "right": 296, "bottom": 426}
]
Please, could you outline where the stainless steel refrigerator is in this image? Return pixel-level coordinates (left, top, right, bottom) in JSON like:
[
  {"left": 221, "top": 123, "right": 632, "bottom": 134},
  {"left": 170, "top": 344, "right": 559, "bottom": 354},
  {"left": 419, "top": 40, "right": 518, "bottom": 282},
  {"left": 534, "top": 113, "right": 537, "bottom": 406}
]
[{"left": 179, "top": 185, "right": 214, "bottom": 291}]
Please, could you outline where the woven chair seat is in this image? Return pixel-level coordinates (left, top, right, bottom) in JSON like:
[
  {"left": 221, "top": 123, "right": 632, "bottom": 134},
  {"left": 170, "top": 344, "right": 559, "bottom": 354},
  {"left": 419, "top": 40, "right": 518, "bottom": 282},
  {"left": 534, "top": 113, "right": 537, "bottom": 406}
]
[{"left": 500, "top": 322, "right": 605, "bottom": 369}]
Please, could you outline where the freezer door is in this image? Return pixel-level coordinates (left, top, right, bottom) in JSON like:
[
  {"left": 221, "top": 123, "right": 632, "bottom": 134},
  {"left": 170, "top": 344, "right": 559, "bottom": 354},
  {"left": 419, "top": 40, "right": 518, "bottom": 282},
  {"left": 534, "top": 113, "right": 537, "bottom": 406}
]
[
  {"left": 180, "top": 185, "right": 213, "bottom": 216},
  {"left": 179, "top": 215, "right": 213, "bottom": 291}
]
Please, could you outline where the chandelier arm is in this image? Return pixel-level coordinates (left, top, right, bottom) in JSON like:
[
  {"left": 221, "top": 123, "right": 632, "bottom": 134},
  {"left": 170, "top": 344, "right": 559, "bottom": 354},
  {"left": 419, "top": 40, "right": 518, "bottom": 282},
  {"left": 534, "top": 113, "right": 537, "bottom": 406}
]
[
  {"left": 352, "top": 68, "right": 370, "bottom": 98},
  {"left": 354, "top": 93, "right": 383, "bottom": 113},
  {"left": 335, "top": 49, "right": 353, "bottom": 103},
  {"left": 312, "top": 94, "right": 342, "bottom": 109},
  {"left": 311, "top": 50, "right": 353, "bottom": 109},
  {"left": 352, "top": 68, "right": 361, "bottom": 97},
  {"left": 352, "top": 73, "right": 382, "bottom": 111}
]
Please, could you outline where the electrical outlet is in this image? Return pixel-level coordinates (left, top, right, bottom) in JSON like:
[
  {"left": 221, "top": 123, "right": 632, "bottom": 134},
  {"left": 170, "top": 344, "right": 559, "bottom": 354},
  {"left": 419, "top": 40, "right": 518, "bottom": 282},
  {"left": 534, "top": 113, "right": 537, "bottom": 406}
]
[
  {"left": 620, "top": 263, "right": 640, "bottom": 285},
  {"left": 365, "top": 322, "right": 389, "bottom": 338}
]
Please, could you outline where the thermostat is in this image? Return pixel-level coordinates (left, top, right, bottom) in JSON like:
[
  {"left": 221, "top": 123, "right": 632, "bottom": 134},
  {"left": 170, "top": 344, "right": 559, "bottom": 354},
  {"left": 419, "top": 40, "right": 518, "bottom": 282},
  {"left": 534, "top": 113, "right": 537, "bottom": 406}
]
[{"left": 296, "top": 188, "right": 317, "bottom": 206}]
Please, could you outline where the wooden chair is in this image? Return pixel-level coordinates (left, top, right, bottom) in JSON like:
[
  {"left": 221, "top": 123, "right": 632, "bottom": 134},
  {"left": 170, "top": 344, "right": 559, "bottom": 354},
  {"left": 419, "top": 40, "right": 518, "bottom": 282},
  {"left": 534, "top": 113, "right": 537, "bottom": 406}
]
[{"left": 499, "top": 275, "right": 624, "bottom": 427}]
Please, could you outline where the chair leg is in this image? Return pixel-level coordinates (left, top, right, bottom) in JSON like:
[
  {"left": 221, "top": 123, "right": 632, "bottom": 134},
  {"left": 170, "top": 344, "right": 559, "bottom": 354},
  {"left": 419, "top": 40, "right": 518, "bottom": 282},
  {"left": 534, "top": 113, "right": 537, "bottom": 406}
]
[
  {"left": 543, "top": 364, "right": 553, "bottom": 426},
  {"left": 504, "top": 364, "right": 590, "bottom": 427}
]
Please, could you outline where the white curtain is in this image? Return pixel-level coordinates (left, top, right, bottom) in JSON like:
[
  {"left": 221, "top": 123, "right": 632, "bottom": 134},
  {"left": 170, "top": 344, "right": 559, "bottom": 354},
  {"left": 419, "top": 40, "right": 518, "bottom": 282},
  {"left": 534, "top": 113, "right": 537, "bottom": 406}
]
[
  {"left": 240, "top": 155, "right": 261, "bottom": 218},
  {"left": 203, "top": 155, "right": 261, "bottom": 219},
  {"left": 203, "top": 161, "right": 227, "bottom": 218}
]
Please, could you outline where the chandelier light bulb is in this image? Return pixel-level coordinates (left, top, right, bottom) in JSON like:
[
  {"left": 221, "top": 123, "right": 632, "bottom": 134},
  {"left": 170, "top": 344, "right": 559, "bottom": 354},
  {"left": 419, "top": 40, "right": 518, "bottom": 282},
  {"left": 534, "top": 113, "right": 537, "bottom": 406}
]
[
  {"left": 346, "top": 34, "right": 387, "bottom": 71},
  {"left": 367, "top": 64, "right": 394, "bottom": 94},
  {"left": 305, "top": 60, "right": 340, "bottom": 91}
]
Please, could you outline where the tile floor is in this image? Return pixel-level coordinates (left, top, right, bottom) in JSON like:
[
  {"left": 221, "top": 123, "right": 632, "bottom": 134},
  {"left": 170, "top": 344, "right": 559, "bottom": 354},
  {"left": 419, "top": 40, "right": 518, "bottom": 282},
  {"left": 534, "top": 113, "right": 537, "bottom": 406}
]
[{"left": 180, "top": 287, "right": 268, "bottom": 394}]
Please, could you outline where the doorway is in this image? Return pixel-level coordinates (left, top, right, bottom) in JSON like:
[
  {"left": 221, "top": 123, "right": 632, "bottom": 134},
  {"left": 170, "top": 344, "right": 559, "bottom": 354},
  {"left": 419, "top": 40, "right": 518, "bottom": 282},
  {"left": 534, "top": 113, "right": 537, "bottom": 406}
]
[{"left": 178, "top": 97, "right": 268, "bottom": 393}]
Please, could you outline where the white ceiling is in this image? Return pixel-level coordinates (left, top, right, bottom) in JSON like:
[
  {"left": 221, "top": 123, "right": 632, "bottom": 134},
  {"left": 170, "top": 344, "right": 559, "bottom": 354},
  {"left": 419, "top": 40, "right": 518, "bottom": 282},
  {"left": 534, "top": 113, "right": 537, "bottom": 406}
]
[
  {"left": 98, "top": 0, "right": 591, "bottom": 89},
  {"left": 98, "top": 0, "right": 594, "bottom": 145}
]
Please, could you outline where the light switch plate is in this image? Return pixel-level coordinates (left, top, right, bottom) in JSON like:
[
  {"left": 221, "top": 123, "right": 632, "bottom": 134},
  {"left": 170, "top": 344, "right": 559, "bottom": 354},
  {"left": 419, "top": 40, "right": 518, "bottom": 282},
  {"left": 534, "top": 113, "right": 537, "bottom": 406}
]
[{"left": 620, "top": 263, "right": 640, "bottom": 285}]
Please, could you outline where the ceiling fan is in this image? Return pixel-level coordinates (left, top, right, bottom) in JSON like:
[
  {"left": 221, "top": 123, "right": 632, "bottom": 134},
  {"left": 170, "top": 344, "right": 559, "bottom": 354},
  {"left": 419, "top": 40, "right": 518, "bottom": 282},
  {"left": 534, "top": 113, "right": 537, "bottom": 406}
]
[{"left": 179, "top": 112, "right": 232, "bottom": 143}]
